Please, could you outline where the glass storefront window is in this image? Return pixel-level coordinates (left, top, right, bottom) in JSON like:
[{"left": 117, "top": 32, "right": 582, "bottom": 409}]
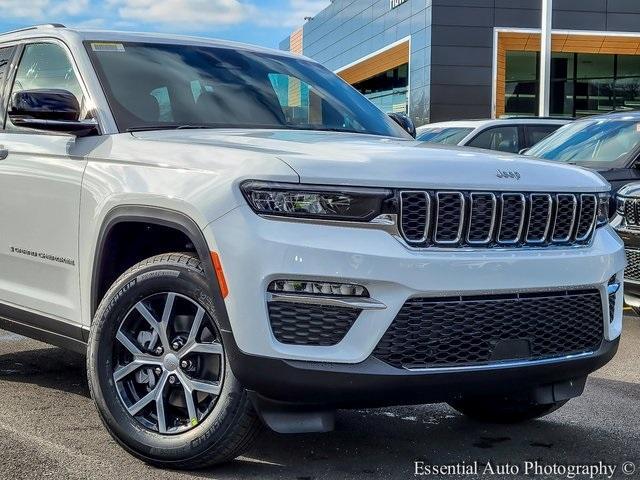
[
  {"left": 505, "top": 51, "right": 538, "bottom": 115},
  {"left": 353, "top": 63, "right": 409, "bottom": 114},
  {"left": 505, "top": 51, "right": 640, "bottom": 118},
  {"left": 550, "top": 53, "right": 574, "bottom": 117}
]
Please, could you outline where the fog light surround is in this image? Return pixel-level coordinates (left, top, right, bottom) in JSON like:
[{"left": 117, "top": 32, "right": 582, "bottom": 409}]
[{"left": 268, "top": 280, "right": 369, "bottom": 297}]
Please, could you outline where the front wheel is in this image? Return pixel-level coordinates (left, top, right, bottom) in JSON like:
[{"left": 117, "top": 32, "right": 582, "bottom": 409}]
[
  {"left": 87, "top": 253, "right": 261, "bottom": 469},
  {"left": 448, "top": 398, "right": 568, "bottom": 424}
]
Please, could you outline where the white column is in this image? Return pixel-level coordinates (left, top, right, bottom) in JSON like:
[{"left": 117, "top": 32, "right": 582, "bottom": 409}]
[{"left": 539, "top": 0, "right": 553, "bottom": 116}]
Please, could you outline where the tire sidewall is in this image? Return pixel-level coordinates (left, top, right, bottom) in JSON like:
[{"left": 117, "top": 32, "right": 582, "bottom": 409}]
[{"left": 87, "top": 258, "right": 244, "bottom": 464}]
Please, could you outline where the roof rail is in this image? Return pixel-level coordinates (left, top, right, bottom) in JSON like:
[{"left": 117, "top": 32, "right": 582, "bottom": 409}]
[
  {"left": 1, "top": 24, "right": 66, "bottom": 37},
  {"left": 499, "top": 115, "right": 575, "bottom": 121}
]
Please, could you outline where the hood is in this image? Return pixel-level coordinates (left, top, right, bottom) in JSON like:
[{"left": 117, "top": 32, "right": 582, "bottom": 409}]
[
  {"left": 132, "top": 129, "right": 610, "bottom": 192},
  {"left": 617, "top": 182, "right": 640, "bottom": 198}
]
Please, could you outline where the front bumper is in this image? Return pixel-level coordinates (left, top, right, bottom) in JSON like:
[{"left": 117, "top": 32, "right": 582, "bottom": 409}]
[
  {"left": 224, "top": 332, "right": 619, "bottom": 408},
  {"left": 205, "top": 206, "right": 625, "bottom": 363}
]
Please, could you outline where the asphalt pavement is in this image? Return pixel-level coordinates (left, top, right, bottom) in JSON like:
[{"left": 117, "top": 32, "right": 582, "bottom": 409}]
[{"left": 0, "top": 317, "right": 637, "bottom": 480}]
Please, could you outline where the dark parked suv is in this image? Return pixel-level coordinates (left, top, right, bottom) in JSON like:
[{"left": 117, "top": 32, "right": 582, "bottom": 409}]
[
  {"left": 614, "top": 182, "right": 640, "bottom": 313},
  {"left": 526, "top": 111, "right": 640, "bottom": 193}
]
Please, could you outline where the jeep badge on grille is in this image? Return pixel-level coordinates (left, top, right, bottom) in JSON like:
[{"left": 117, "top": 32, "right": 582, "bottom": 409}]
[{"left": 496, "top": 170, "right": 521, "bottom": 180}]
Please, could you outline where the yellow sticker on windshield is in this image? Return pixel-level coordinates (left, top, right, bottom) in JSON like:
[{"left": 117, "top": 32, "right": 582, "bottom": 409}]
[{"left": 91, "top": 42, "right": 125, "bottom": 52}]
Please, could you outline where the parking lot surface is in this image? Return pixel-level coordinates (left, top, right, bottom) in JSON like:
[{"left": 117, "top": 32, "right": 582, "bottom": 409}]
[{"left": 0, "top": 318, "right": 637, "bottom": 480}]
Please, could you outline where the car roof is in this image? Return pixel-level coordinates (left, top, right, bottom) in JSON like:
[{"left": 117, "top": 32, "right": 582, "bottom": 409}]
[
  {"left": 416, "top": 117, "right": 569, "bottom": 131},
  {"left": 574, "top": 110, "right": 640, "bottom": 122},
  {"left": 0, "top": 24, "right": 302, "bottom": 60}
]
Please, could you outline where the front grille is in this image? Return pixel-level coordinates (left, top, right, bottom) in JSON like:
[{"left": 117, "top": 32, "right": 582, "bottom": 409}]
[
  {"left": 268, "top": 302, "right": 360, "bottom": 346},
  {"left": 625, "top": 249, "right": 640, "bottom": 281},
  {"left": 399, "top": 191, "right": 597, "bottom": 248},
  {"left": 373, "top": 290, "right": 604, "bottom": 369},
  {"left": 623, "top": 198, "right": 640, "bottom": 226}
]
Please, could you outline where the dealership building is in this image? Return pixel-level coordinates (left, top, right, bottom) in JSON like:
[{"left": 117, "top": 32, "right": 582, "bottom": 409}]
[{"left": 280, "top": 0, "right": 640, "bottom": 126}]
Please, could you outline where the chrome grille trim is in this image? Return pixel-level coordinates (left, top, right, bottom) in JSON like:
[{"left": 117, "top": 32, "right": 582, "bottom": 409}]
[
  {"left": 434, "top": 192, "right": 465, "bottom": 245},
  {"left": 466, "top": 193, "right": 497, "bottom": 245},
  {"left": 399, "top": 191, "right": 430, "bottom": 244},
  {"left": 497, "top": 193, "right": 526, "bottom": 244},
  {"left": 552, "top": 194, "right": 578, "bottom": 243},
  {"left": 576, "top": 194, "right": 598, "bottom": 242},
  {"left": 525, "top": 193, "right": 553, "bottom": 244},
  {"left": 398, "top": 190, "right": 598, "bottom": 249}
]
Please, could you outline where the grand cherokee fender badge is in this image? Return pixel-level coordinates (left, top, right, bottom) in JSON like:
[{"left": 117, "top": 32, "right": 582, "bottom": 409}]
[
  {"left": 10, "top": 246, "right": 75, "bottom": 266},
  {"left": 496, "top": 169, "right": 521, "bottom": 180}
]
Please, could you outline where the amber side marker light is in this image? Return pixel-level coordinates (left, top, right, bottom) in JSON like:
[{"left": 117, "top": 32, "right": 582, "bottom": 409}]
[{"left": 210, "top": 252, "right": 229, "bottom": 299}]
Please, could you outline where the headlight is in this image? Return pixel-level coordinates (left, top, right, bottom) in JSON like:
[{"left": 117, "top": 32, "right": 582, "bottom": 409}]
[
  {"left": 597, "top": 192, "right": 611, "bottom": 227},
  {"left": 241, "top": 181, "right": 394, "bottom": 221},
  {"left": 616, "top": 196, "right": 625, "bottom": 216}
]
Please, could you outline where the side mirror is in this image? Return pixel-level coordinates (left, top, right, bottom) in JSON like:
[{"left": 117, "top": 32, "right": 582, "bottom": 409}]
[
  {"left": 519, "top": 148, "right": 530, "bottom": 155},
  {"left": 388, "top": 113, "right": 416, "bottom": 138},
  {"left": 9, "top": 89, "right": 98, "bottom": 136}
]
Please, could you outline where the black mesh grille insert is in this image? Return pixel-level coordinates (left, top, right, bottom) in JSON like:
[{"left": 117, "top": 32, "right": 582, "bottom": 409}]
[
  {"left": 373, "top": 290, "right": 604, "bottom": 369},
  {"left": 623, "top": 198, "right": 639, "bottom": 226},
  {"left": 400, "top": 192, "right": 429, "bottom": 243},
  {"left": 435, "top": 193, "right": 463, "bottom": 243},
  {"left": 468, "top": 194, "right": 495, "bottom": 243},
  {"left": 498, "top": 194, "right": 525, "bottom": 243},
  {"left": 527, "top": 194, "right": 551, "bottom": 242},
  {"left": 625, "top": 249, "right": 640, "bottom": 281},
  {"left": 576, "top": 195, "right": 597, "bottom": 240},
  {"left": 552, "top": 194, "right": 577, "bottom": 242},
  {"left": 268, "top": 302, "right": 360, "bottom": 346}
]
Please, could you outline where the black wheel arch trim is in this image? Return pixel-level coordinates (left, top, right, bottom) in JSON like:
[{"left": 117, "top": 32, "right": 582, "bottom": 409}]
[{"left": 90, "top": 205, "right": 232, "bottom": 333}]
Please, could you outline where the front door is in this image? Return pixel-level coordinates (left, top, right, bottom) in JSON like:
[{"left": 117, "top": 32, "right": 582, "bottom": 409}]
[{"left": 0, "top": 41, "right": 92, "bottom": 332}]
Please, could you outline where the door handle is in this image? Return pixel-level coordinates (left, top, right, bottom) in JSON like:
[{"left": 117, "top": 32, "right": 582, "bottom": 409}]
[{"left": 0, "top": 146, "right": 7, "bottom": 160}]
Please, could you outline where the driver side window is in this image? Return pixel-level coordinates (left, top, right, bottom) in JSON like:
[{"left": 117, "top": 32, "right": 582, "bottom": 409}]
[{"left": 7, "top": 43, "right": 86, "bottom": 130}]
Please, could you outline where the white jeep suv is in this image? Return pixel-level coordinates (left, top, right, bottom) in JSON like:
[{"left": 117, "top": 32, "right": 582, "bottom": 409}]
[{"left": 0, "top": 25, "right": 625, "bottom": 469}]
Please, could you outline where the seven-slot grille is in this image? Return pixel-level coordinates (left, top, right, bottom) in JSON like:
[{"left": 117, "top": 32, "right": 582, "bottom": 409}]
[
  {"left": 372, "top": 289, "right": 604, "bottom": 369},
  {"left": 399, "top": 191, "right": 597, "bottom": 248}
]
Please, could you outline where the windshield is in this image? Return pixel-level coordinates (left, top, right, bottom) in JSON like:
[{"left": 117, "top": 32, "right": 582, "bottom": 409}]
[
  {"left": 85, "top": 41, "right": 408, "bottom": 137},
  {"left": 527, "top": 118, "right": 640, "bottom": 165},
  {"left": 416, "top": 127, "right": 473, "bottom": 145}
]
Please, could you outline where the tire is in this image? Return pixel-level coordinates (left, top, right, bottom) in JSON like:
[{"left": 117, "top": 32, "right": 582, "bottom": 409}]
[
  {"left": 87, "top": 253, "right": 262, "bottom": 469},
  {"left": 448, "top": 398, "right": 568, "bottom": 424}
]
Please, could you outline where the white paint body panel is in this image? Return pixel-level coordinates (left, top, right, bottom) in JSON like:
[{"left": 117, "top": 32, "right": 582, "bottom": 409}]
[{"left": 0, "top": 133, "right": 85, "bottom": 324}]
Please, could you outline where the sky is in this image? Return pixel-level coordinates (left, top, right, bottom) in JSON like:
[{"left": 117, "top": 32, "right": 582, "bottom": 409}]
[{"left": 0, "top": 0, "right": 331, "bottom": 49}]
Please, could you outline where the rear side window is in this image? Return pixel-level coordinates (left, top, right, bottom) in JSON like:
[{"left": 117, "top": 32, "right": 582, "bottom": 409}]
[
  {"left": 0, "top": 46, "right": 16, "bottom": 127},
  {"left": 417, "top": 127, "right": 474, "bottom": 145},
  {"left": 467, "top": 126, "right": 520, "bottom": 153},
  {"left": 0, "top": 46, "right": 15, "bottom": 84},
  {"left": 526, "top": 124, "right": 562, "bottom": 148}
]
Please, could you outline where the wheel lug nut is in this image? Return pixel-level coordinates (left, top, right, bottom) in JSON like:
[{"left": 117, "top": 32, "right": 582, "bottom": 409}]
[
  {"left": 171, "top": 341, "right": 181, "bottom": 351},
  {"left": 168, "top": 375, "right": 177, "bottom": 385},
  {"left": 180, "top": 360, "right": 189, "bottom": 369},
  {"left": 154, "top": 346, "right": 163, "bottom": 356},
  {"left": 154, "top": 367, "right": 162, "bottom": 376}
]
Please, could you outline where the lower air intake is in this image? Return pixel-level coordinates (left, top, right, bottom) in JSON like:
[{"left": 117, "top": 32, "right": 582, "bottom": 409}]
[
  {"left": 268, "top": 302, "right": 360, "bottom": 346},
  {"left": 373, "top": 289, "right": 604, "bottom": 369}
]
